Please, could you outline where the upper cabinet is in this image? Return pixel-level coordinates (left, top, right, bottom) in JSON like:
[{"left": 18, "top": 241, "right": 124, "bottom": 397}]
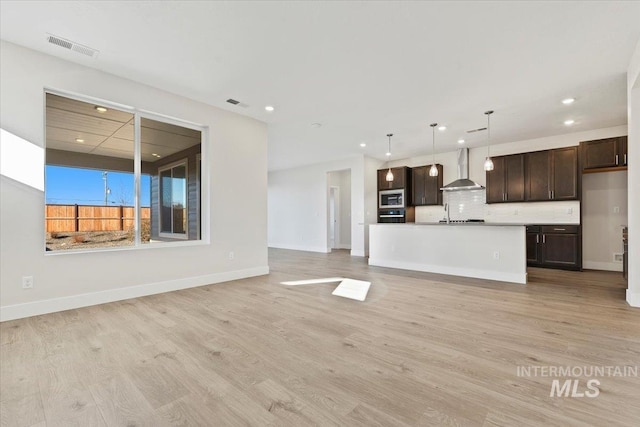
[
  {"left": 524, "top": 150, "right": 551, "bottom": 201},
  {"left": 551, "top": 147, "right": 579, "bottom": 200},
  {"left": 487, "top": 147, "right": 578, "bottom": 204},
  {"left": 581, "top": 136, "right": 628, "bottom": 172},
  {"left": 486, "top": 154, "right": 524, "bottom": 203},
  {"left": 412, "top": 164, "right": 443, "bottom": 206},
  {"left": 378, "top": 166, "right": 410, "bottom": 191},
  {"left": 525, "top": 147, "right": 578, "bottom": 201}
]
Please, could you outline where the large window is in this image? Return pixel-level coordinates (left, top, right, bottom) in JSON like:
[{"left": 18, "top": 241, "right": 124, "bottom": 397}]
[{"left": 44, "top": 92, "right": 204, "bottom": 252}]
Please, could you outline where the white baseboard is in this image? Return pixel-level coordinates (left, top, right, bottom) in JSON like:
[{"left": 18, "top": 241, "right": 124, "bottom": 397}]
[
  {"left": 627, "top": 290, "right": 640, "bottom": 308},
  {"left": 583, "top": 261, "right": 623, "bottom": 272},
  {"left": 368, "top": 258, "right": 527, "bottom": 285},
  {"left": 0, "top": 266, "right": 269, "bottom": 322},
  {"left": 336, "top": 244, "right": 351, "bottom": 250},
  {"left": 268, "top": 243, "right": 330, "bottom": 253}
]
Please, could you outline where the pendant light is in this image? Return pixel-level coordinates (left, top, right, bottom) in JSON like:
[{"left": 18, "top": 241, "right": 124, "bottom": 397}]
[
  {"left": 385, "top": 133, "right": 394, "bottom": 181},
  {"left": 483, "top": 110, "right": 495, "bottom": 172},
  {"left": 429, "top": 123, "right": 439, "bottom": 177}
]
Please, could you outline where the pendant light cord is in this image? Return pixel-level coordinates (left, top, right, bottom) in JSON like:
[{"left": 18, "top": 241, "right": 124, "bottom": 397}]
[
  {"left": 487, "top": 113, "right": 491, "bottom": 157},
  {"left": 485, "top": 110, "right": 493, "bottom": 158},
  {"left": 432, "top": 125, "right": 436, "bottom": 164}
]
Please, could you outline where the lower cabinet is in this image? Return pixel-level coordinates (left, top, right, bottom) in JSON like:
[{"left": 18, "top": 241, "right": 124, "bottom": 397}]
[
  {"left": 526, "top": 225, "right": 581, "bottom": 271},
  {"left": 526, "top": 227, "right": 543, "bottom": 265}
]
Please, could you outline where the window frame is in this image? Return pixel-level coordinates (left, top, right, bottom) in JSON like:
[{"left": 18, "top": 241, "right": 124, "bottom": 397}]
[
  {"left": 158, "top": 158, "right": 189, "bottom": 240},
  {"left": 43, "top": 88, "right": 208, "bottom": 255},
  {"left": 196, "top": 153, "right": 201, "bottom": 240}
]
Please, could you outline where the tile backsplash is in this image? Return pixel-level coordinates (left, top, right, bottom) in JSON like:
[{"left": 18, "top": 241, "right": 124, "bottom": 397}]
[{"left": 415, "top": 189, "right": 580, "bottom": 224}]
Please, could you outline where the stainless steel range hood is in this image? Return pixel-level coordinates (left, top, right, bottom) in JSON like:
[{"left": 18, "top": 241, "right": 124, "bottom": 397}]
[{"left": 441, "top": 148, "right": 484, "bottom": 191}]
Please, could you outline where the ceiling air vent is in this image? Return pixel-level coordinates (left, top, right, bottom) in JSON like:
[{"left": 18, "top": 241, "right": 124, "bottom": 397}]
[
  {"left": 466, "top": 127, "right": 487, "bottom": 134},
  {"left": 46, "top": 34, "right": 99, "bottom": 58},
  {"left": 226, "top": 98, "right": 250, "bottom": 108}
]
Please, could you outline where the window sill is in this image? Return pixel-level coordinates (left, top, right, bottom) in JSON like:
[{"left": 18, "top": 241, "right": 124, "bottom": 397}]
[{"left": 44, "top": 239, "right": 209, "bottom": 256}]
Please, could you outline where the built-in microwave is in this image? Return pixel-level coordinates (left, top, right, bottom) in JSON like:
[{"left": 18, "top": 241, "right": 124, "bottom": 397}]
[{"left": 379, "top": 189, "right": 405, "bottom": 209}]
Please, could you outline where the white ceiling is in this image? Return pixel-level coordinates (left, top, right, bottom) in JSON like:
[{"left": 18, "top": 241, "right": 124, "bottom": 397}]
[{"left": 2, "top": 1, "right": 639, "bottom": 170}]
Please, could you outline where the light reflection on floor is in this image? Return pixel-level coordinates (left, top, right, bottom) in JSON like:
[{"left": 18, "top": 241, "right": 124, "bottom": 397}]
[{"left": 281, "top": 277, "right": 371, "bottom": 301}]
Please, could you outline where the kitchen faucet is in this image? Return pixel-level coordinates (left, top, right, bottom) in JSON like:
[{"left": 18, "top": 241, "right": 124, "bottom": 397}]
[{"left": 444, "top": 203, "right": 450, "bottom": 224}]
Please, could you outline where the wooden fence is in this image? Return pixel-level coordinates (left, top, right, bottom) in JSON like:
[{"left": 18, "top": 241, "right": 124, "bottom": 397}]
[{"left": 45, "top": 204, "right": 151, "bottom": 233}]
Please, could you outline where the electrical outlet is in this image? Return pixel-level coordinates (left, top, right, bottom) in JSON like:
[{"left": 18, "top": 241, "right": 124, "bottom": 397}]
[
  {"left": 228, "top": 251, "right": 234, "bottom": 260},
  {"left": 613, "top": 206, "right": 620, "bottom": 214},
  {"left": 513, "top": 209, "right": 519, "bottom": 215},
  {"left": 613, "top": 253, "right": 623, "bottom": 263},
  {"left": 22, "top": 276, "right": 33, "bottom": 289},
  {"left": 493, "top": 251, "right": 500, "bottom": 260},
  {"left": 567, "top": 208, "right": 573, "bottom": 214}
]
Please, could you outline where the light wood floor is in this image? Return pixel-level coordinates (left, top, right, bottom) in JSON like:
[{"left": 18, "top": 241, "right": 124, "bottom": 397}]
[{"left": 1, "top": 249, "right": 639, "bottom": 426}]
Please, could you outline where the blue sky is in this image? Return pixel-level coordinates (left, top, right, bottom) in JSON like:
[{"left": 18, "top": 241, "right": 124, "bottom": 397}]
[{"left": 46, "top": 166, "right": 150, "bottom": 206}]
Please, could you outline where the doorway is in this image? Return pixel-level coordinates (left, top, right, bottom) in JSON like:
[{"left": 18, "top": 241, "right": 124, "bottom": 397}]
[
  {"left": 327, "top": 169, "right": 351, "bottom": 252},
  {"left": 329, "top": 186, "right": 339, "bottom": 249}
]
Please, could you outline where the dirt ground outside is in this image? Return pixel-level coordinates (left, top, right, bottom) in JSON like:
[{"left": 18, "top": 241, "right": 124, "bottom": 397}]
[
  {"left": 46, "top": 231, "right": 134, "bottom": 251},
  {"left": 46, "top": 221, "right": 151, "bottom": 251}
]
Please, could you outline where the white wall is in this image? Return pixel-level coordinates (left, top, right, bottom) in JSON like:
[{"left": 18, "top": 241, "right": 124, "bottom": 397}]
[
  {"left": 364, "top": 157, "right": 385, "bottom": 255},
  {"left": 268, "top": 156, "right": 365, "bottom": 255},
  {"left": 0, "top": 41, "right": 268, "bottom": 320},
  {"left": 627, "top": 38, "right": 640, "bottom": 307},
  {"left": 328, "top": 170, "right": 352, "bottom": 249},
  {"left": 582, "top": 172, "right": 627, "bottom": 272}
]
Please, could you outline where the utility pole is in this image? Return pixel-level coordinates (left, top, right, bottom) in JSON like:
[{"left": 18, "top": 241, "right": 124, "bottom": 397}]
[{"left": 102, "top": 171, "right": 111, "bottom": 205}]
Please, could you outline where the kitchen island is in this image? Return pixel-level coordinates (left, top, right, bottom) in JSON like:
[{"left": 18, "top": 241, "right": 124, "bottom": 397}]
[{"left": 369, "top": 223, "right": 527, "bottom": 284}]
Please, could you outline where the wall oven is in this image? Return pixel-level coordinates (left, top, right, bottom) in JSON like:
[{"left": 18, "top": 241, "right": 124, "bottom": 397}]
[
  {"left": 379, "top": 189, "right": 405, "bottom": 209},
  {"left": 378, "top": 209, "right": 407, "bottom": 223}
]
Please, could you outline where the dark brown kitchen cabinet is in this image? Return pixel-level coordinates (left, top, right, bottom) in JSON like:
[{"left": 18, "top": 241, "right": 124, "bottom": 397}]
[
  {"left": 526, "top": 225, "right": 581, "bottom": 271},
  {"left": 620, "top": 137, "right": 628, "bottom": 166},
  {"left": 552, "top": 147, "right": 579, "bottom": 200},
  {"left": 581, "top": 136, "right": 628, "bottom": 171},
  {"left": 525, "top": 147, "right": 578, "bottom": 201},
  {"left": 378, "top": 167, "right": 409, "bottom": 190},
  {"left": 486, "top": 154, "right": 524, "bottom": 203},
  {"left": 411, "top": 164, "right": 443, "bottom": 206},
  {"left": 526, "top": 226, "right": 542, "bottom": 265},
  {"left": 525, "top": 150, "right": 552, "bottom": 201}
]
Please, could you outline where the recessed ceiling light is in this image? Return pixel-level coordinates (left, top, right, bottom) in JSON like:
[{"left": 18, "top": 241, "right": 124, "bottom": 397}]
[
  {"left": 265, "top": 105, "right": 275, "bottom": 112},
  {"left": 75, "top": 138, "right": 84, "bottom": 143},
  {"left": 386, "top": 152, "right": 391, "bottom": 156},
  {"left": 562, "top": 98, "right": 575, "bottom": 105},
  {"left": 438, "top": 126, "right": 447, "bottom": 131},
  {"left": 457, "top": 139, "right": 465, "bottom": 144},
  {"left": 95, "top": 106, "right": 108, "bottom": 113},
  {"left": 311, "top": 123, "right": 322, "bottom": 128},
  {"left": 360, "top": 143, "right": 366, "bottom": 147},
  {"left": 564, "top": 119, "right": 575, "bottom": 126}
]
